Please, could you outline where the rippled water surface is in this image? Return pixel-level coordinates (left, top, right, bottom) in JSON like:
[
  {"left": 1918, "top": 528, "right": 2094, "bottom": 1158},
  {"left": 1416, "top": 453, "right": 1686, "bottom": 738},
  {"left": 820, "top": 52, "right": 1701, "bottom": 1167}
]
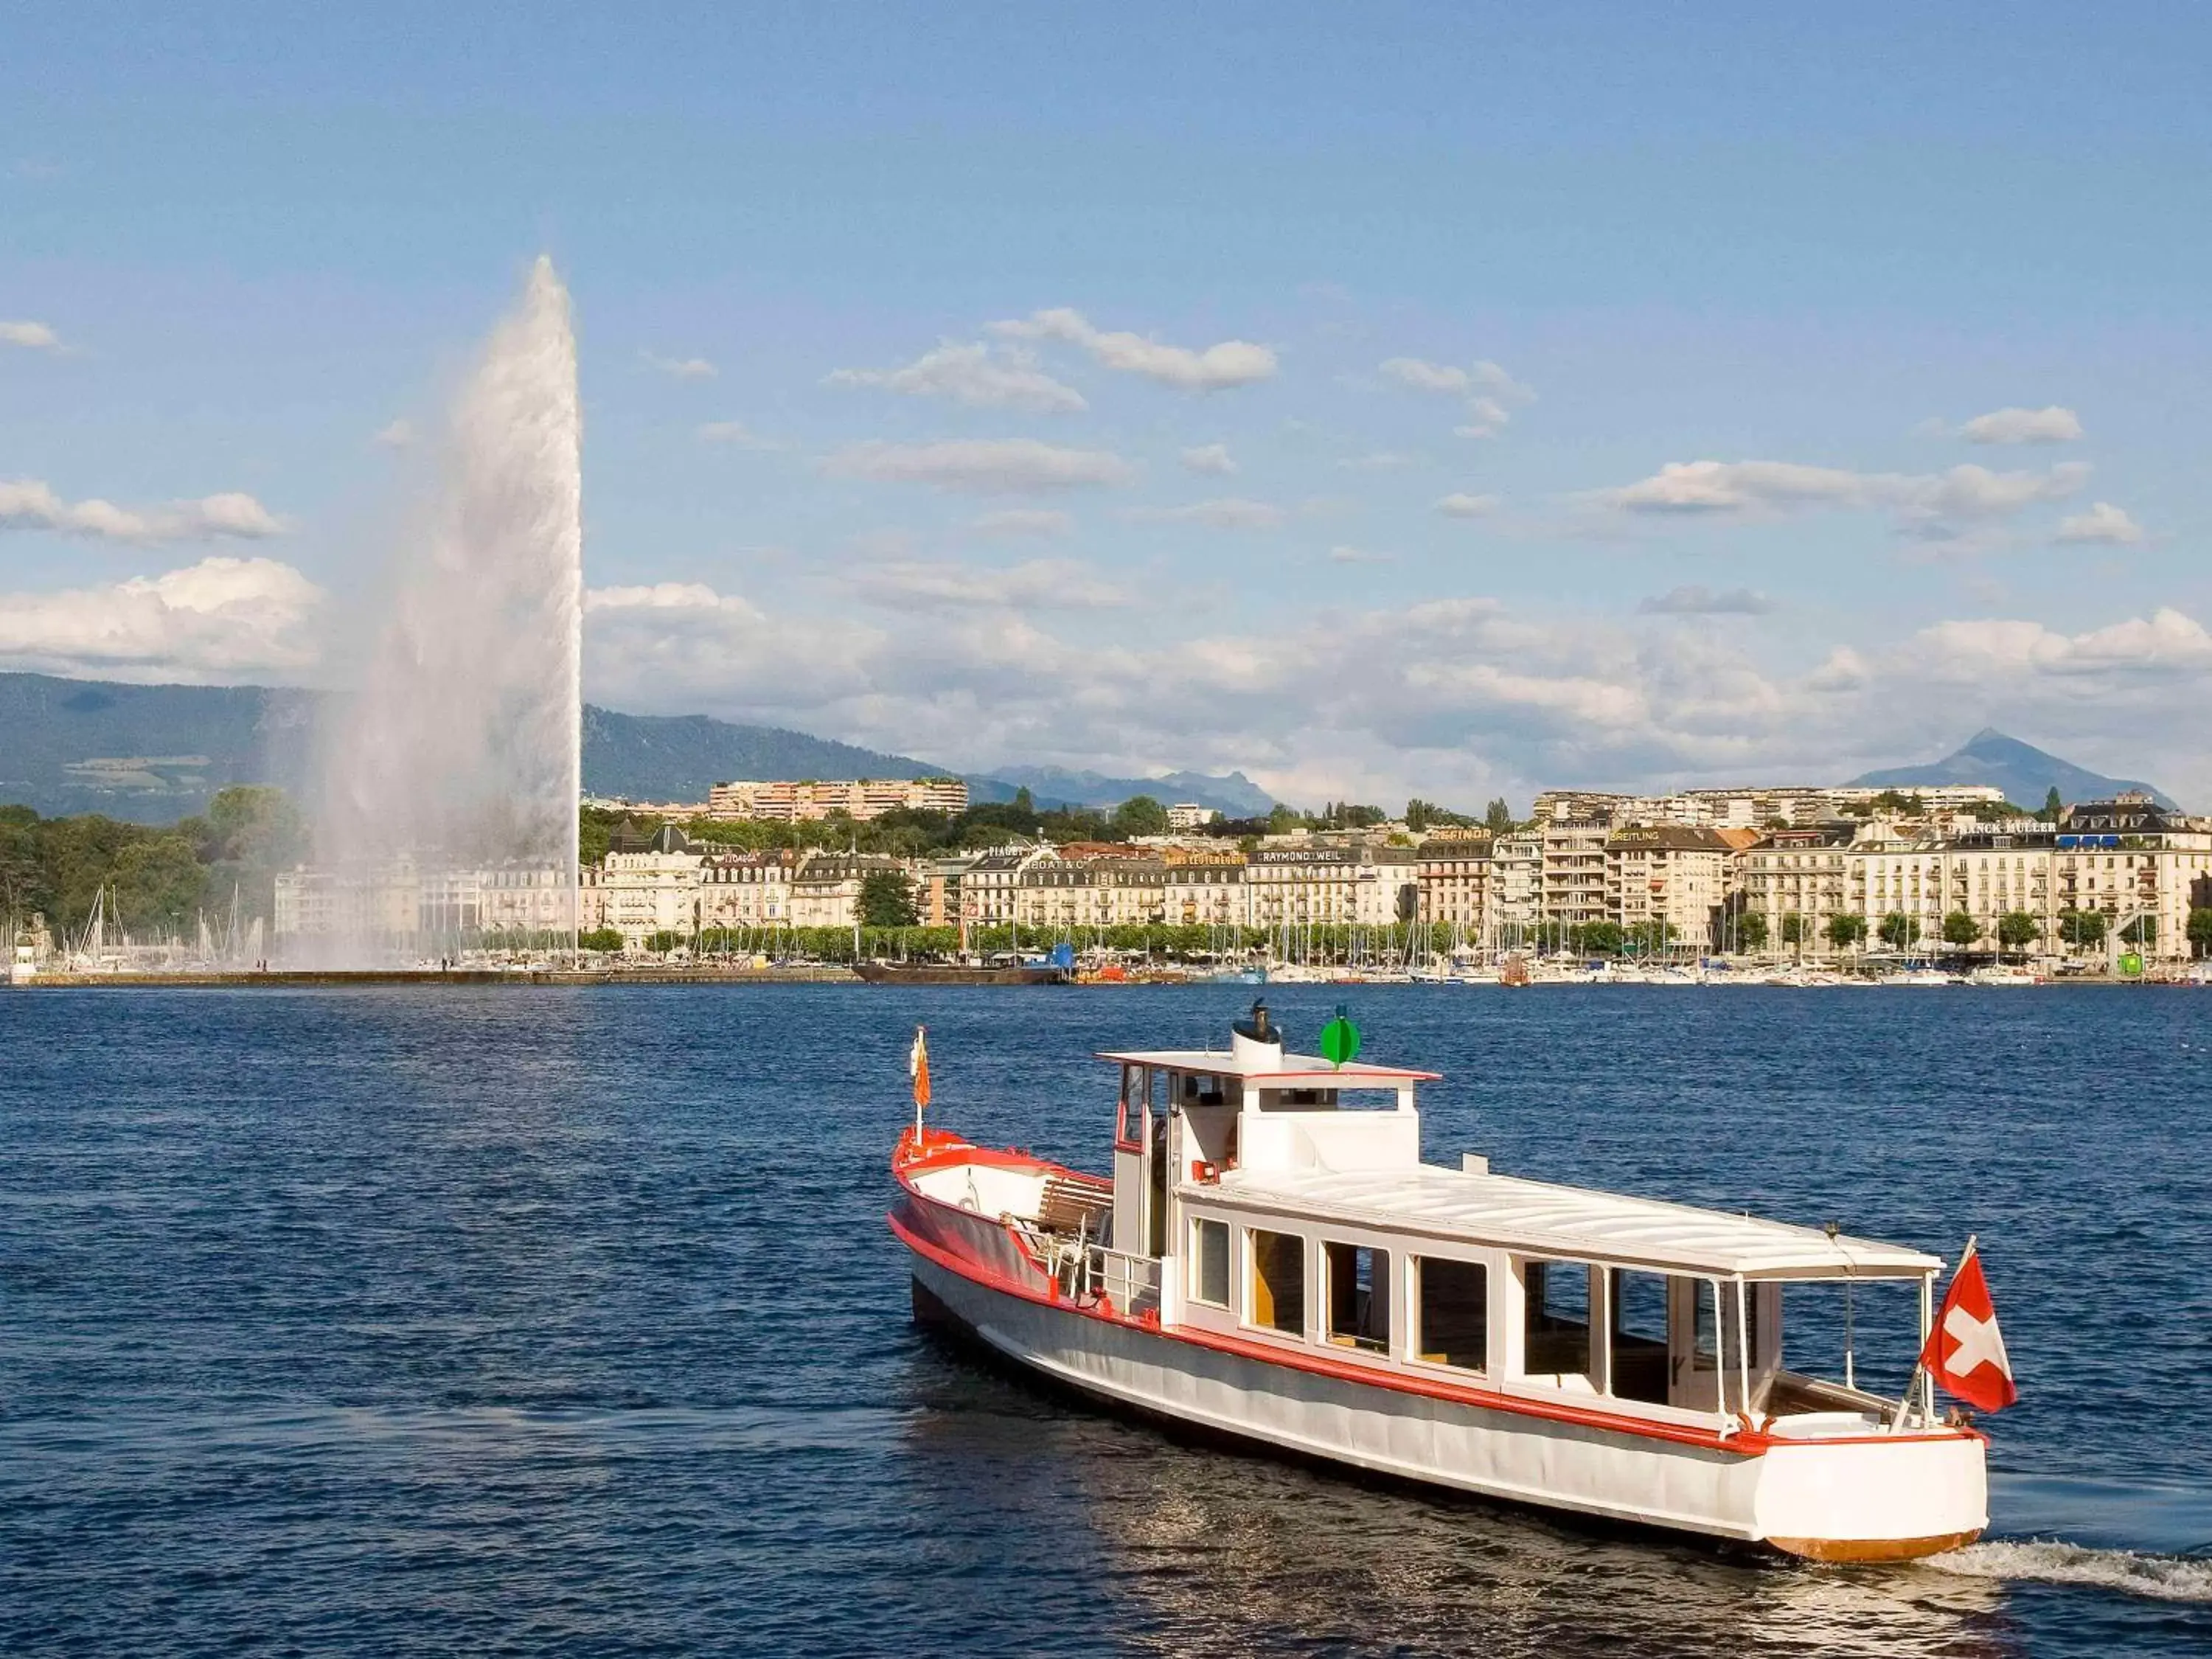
[{"left": 3, "top": 984, "right": 2208, "bottom": 1657}]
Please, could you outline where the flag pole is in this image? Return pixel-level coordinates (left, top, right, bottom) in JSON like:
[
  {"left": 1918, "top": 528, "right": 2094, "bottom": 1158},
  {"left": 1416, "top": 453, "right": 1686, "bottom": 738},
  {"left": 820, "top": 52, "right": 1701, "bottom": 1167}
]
[
  {"left": 1890, "top": 1234, "right": 1974, "bottom": 1432},
  {"left": 910, "top": 1023, "right": 931, "bottom": 1144}
]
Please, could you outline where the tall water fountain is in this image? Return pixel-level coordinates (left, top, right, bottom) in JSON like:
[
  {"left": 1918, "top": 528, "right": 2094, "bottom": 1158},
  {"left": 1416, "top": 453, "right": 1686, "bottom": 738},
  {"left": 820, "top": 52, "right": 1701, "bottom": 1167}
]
[{"left": 304, "top": 257, "right": 582, "bottom": 962}]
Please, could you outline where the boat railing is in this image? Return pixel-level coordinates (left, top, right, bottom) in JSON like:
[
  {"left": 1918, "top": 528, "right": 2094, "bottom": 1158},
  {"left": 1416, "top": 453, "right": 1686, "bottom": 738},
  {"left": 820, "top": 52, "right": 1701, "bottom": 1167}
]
[{"left": 1083, "top": 1244, "right": 1161, "bottom": 1315}]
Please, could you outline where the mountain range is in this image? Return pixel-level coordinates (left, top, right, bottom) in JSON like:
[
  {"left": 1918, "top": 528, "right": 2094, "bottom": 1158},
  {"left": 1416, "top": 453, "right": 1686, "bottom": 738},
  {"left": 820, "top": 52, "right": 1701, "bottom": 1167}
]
[
  {"left": 0, "top": 672, "right": 1276, "bottom": 822},
  {"left": 2, "top": 673, "right": 2176, "bottom": 824},
  {"left": 1846, "top": 728, "right": 2178, "bottom": 811}
]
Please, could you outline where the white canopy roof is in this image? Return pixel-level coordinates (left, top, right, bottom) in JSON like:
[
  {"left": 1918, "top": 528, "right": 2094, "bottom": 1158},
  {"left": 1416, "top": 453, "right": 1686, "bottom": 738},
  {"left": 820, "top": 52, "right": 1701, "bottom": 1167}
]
[
  {"left": 1206, "top": 1164, "right": 1940, "bottom": 1279},
  {"left": 1097, "top": 1048, "right": 1440, "bottom": 1085}
]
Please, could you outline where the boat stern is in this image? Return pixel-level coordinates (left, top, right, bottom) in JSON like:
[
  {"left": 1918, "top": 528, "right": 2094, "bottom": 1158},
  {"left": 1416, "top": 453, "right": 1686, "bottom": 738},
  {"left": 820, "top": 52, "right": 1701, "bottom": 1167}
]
[{"left": 1752, "top": 1427, "right": 1986, "bottom": 1561}]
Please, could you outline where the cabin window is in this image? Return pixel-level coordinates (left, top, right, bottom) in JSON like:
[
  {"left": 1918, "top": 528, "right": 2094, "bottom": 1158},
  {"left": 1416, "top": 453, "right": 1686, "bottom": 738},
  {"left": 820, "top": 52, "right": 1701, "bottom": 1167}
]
[
  {"left": 1190, "top": 1218, "right": 1229, "bottom": 1307},
  {"left": 1413, "top": 1256, "right": 1487, "bottom": 1371},
  {"left": 1323, "top": 1242, "right": 1390, "bottom": 1354},
  {"left": 1248, "top": 1229, "right": 1305, "bottom": 1336},
  {"left": 1523, "top": 1259, "right": 1593, "bottom": 1380},
  {"left": 1117, "top": 1065, "right": 1145, "bottom": 1151},
  {"left": 1691, "top": 1281, "right": 1761, "bottom": 1373},
  {"left": 1609, "top": 1270, "right": 1670, "bottom": 1404}
]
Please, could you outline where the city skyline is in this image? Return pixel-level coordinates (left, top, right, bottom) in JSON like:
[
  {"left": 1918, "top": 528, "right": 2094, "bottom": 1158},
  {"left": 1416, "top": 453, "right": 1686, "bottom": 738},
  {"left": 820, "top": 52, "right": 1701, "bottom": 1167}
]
[{"left": 5, "top": 7, "right": 2212, "bottom": 808}]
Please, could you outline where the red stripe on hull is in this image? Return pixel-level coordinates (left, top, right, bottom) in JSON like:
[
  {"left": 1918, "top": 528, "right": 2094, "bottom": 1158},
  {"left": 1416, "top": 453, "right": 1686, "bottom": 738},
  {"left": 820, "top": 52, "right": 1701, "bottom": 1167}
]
[{"left": 889, "top": 1195, "right": 1764, "bottom": 1455}]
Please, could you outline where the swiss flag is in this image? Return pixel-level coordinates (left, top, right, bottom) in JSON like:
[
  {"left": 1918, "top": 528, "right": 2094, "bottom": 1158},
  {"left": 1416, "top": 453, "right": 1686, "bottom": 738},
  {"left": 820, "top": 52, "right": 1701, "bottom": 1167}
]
[{"left": 1920, "top": 1242, "right": 2017, "bottom": 1412}]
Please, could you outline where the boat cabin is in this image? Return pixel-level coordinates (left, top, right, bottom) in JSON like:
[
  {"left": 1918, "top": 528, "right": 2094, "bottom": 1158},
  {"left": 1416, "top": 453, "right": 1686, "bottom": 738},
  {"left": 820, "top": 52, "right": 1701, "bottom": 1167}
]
[{"left": 1094, "top": 1009, "right": 1944, "bottom": 1438}]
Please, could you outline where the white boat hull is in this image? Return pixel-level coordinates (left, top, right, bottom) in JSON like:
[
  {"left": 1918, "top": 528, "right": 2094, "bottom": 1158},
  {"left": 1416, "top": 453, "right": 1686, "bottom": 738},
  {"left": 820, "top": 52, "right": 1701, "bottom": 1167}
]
[{"left": 904, "top": 1240, "right": 1986, "bottom": 1559}]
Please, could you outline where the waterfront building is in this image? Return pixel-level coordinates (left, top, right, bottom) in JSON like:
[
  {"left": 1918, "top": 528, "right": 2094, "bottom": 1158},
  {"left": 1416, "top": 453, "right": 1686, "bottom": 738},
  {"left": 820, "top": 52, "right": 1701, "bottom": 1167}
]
[
  {"left": 1539, "top": 818, "right": 1610, "bottom": 936},
  {"left": 1161, "top": 849, "right": 1245, "bottom": 928},
  {"left": 1736, "top": 827, "right": 1856, "bottom": 953},
  {"left": 789, "top": 852, "right": 909, "bottom": 929},
  {"left": 1242, "top": 843, "right": 1419, "bottom": 931},
  {"left": 1486, "top": 830, "right": 1543, "bottom": 949},
  {"left": 1015, "top": 855, "right": 1170, "bottom": 931},
  {"left": 699, "top": 849, "right": 798, "bottom": 933},
  {"left": 599, "top": 824, "right": 705, "bottom": 945},
  {"left": 1415, "top": 835, "right": 1493, "bottom": 934},
  {"left": 1604, "top": 824, "right": 1734, "bottom": 950},
  {"left": 276, "top": 861, "right": 574, "bottom": 945},
  {"left": 1166, "top": 803, "right": 1220, "bottom": 830},
  {"left": 961, "top": 846, "right": 1056, "bottom": 927}
]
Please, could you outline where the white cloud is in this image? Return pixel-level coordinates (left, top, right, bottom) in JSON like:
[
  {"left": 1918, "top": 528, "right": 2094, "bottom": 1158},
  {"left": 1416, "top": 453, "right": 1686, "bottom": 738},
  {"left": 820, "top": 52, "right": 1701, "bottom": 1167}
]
[
  {"left": 1638, "top": 585, "right": 1776, "bottom": 616},
  {"left": 849, "top": 557, "right": 1127, "bottom": 611},
  {"left": 1329, "top": 545, "right": 1393, "bottom": 565},
  {"left": 1338, "top": 451, "right": 1418, "bottom": 470},
  {"left": 825, "top": 341, "right": 1085, "bottom": 412},
  {"left": 696, "top": 420, "right": 784, "bottom": 450},
  {"left": 970, "top": 508, "right": 1073, "bottom": 540},
  {"left": 585, "top": 581, "right": 880, "bottom": 713},
  {"left": 1454, "top": 400, "right": 1515, "bottom": 439},
  {"left": 1128, "top": 497, "right": 1286, "bottom": 530},
  {"left": 1901, "top": 608, "right": 2212, "bottom": 680},
  {"left": 1180, "top": 443, "right": 1237, "bottom": 476},
  {"left": 1379, "top": 356, "right": 1534, "bottom": 437},
  {"left": 0, "top": 556, "right": 324, "bottom": 681},
  {"left": 1599, "top": 458, "right": 2090, "bottom": 532},
  {"left": 2054, "top": 501, "right": 2146, "bottom": 545},
  {"left": 573, "top": 562, "right": 2212, "bottom": 810},
  {"left": 990, "top": 307, "right": 1276, "bottom": 390},
  {"left": 640, "top": 349, "right": 717, "bottom": 380},
  {"left": 1435, "top": 492, "right": 1500, "bottom": 518},
  {"left": 0, "top": 320, "right": 63, "bottom": 352},
  {"left": 372, "top": 418, "right": 416, "bottom": 449},
  {"left": 1958, "top": 405, "right": 2084, "bottom": 445},
  {"left": 0, "top": 479, "right": 286, "bottom": 543},
  {"left": 823, "top": 439, "right": 1135, "bottom": 495}
]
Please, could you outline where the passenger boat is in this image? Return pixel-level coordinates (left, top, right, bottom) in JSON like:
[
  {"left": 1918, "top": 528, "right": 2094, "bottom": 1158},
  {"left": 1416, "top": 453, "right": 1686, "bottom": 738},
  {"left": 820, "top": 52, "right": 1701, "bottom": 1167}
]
[{"left": 888, "top": 1004, "right": 1992, "bottom": 1560}]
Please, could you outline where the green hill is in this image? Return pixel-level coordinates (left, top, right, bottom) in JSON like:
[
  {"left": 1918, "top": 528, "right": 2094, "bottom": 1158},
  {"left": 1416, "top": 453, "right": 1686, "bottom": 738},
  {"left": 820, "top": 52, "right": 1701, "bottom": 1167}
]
[{"left": 0, "top": 671, "right": 1275, "bottom": 822}]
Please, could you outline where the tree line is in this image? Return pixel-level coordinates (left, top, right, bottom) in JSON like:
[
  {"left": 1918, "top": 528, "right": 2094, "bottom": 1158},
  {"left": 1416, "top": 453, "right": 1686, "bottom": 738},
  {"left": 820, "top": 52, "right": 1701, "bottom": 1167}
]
[{"left": 1, "top": 788, "right": 305, "bottom": 941}]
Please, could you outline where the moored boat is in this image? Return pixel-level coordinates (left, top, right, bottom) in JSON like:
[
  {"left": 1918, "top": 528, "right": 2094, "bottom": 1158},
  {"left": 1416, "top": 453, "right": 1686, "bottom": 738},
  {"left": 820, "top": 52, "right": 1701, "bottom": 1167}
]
[
  {"left": 888, "top": 1004, "right": 1998, "bottom": 1560},
  {"left": 855, "top": 950, "right": 1073, "bottom": 986}
]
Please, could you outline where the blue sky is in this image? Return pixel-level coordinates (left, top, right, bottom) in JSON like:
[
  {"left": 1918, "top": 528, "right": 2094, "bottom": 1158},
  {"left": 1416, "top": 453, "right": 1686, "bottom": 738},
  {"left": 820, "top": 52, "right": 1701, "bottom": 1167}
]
[{"left": 5, "top": 4, "right": 2212, "bottom": 807}]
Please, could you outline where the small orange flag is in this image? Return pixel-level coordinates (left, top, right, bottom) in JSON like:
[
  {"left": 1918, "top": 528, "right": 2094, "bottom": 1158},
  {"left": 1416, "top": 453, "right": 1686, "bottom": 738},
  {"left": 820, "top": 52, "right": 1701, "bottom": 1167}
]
[{"left": 908, "top": 1025, "right": 931, "bottom": 1111}]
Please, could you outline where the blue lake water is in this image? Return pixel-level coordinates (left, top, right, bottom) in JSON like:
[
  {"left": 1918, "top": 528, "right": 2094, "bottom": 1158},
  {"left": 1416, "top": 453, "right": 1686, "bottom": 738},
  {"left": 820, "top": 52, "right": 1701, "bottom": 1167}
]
[{"left": 2, "top": 984, "right": 2208, "bottom": 1657}]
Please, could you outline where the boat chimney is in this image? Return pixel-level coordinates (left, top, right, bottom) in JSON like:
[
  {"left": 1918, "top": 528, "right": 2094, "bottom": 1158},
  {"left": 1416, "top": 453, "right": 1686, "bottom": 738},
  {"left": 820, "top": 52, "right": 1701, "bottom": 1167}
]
[{"left": 1230, "top": 998, "right": 1284, "bottom": 1069}]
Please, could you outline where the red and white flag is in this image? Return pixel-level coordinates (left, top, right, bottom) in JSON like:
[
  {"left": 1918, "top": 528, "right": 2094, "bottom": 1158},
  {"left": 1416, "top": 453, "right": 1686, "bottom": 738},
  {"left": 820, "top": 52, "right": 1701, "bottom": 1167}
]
[
  {"left": 1919, "top": 1242, "right": 2017, "bottom": 1412},
  {"left": 908, "top": 1025, "right": 931, "bottom": 1112}
]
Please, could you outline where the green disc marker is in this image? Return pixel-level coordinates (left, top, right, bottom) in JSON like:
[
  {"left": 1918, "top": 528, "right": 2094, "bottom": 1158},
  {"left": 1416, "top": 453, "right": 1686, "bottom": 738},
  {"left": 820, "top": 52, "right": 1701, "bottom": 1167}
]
[{"left": 1318, "top": 1009, "right": 1361, "bottom": 1068}]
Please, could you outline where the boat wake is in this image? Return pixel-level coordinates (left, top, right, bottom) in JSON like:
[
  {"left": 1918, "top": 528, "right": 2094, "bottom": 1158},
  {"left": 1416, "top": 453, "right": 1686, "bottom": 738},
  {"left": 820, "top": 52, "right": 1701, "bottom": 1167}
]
[{"left": 1919, "top": 1538, "right": 2212, "bottom": 1604}]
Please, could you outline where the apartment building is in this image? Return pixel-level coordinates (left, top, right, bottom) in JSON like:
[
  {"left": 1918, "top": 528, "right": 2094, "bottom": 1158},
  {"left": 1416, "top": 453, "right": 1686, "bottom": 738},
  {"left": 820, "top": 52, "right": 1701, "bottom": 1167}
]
[
  {"left": 1736, "top": 827, "right": 1856, "bottom": 947},
  {"left": 1161, "top": 850, "right": 1246, "bottom": 927},
  {"left": 1017, "top": 857, "right": 1172, "bottom": 931},
  {"left": 960, "top": 846, "right": 1056, "bottom": 925},
  {"left": 1415, "top": 834, "right": 1493, "bottom": 932},
  {"left": 1245, "top": 844, "right": 1419, "bottom": 930},
  {"left": 705, "top": 777, "right": 970, "bottom": 822},
  {"left": 1604, "top": 824, "right": 1734, "bottom": 949},
  {"left": 1540, "top": 818, "right": 1610, "bottom": 933},
  {"left": 1488, "top": 831, "right": 1543, "bottom": 946},
  {"left": 789, "top": 852, "right": 910, "bottom": 928},
  {"left": 598, "top": 825, "right": 705, "bottom": 944},
  {"left": 698, "top": 849, "right": 797, "bottom": 931}
]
